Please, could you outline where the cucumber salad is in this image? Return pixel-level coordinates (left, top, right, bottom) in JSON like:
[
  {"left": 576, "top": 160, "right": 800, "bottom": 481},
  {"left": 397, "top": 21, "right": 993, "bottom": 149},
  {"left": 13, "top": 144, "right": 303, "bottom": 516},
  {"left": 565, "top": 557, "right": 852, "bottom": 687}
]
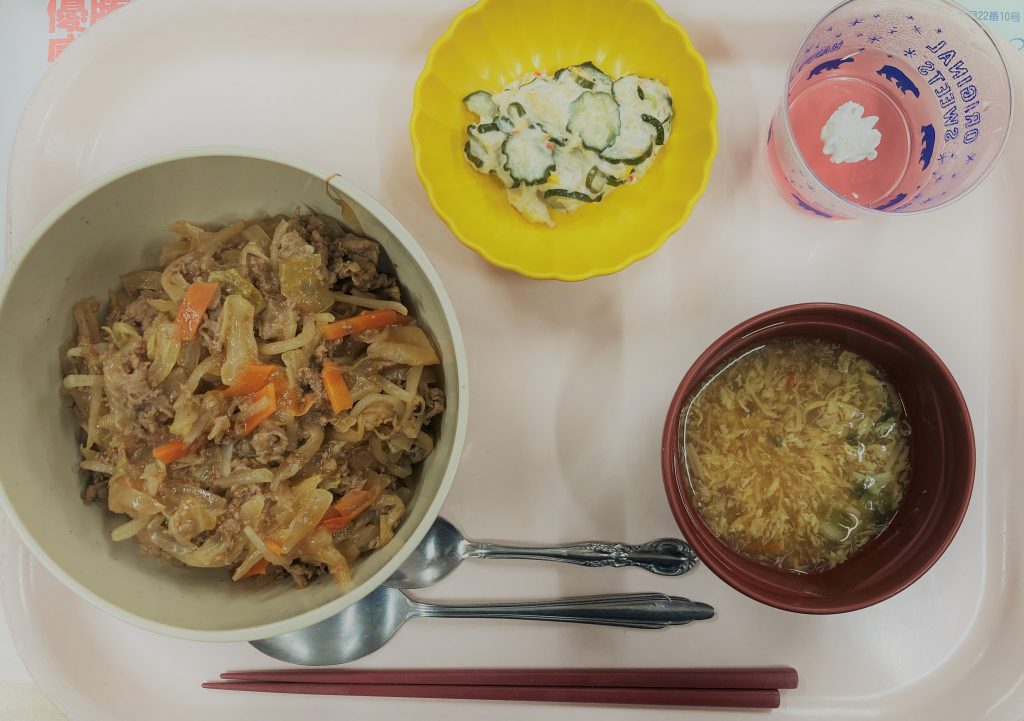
[{"left": 463, "top": 61, "right": 673, "bottom": 227}]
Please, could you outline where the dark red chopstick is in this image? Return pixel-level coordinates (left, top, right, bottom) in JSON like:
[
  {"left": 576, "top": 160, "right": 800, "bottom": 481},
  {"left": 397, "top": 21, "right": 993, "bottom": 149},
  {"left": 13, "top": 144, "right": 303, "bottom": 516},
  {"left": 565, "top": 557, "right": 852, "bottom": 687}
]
[
  {"left": 203, "top": 681, "right": 781, "bottom": 708},
  {"left": 220, "top": 666, "right": 798, "bottom": 690}
]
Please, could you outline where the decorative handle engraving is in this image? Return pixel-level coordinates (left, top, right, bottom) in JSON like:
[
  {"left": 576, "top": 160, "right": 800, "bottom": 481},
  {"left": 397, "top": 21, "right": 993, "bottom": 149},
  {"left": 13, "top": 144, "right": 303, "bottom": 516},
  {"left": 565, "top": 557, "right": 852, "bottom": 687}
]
[{"left": 466, "top": 537, "right": 699, "bottom": 576}]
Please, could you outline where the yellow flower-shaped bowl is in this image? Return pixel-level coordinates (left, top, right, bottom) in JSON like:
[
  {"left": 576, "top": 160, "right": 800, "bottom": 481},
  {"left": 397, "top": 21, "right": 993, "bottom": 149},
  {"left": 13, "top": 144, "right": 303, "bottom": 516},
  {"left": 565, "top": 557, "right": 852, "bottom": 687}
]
[{"left": 411, "top": 0, "right": 717, "bottom": 281}]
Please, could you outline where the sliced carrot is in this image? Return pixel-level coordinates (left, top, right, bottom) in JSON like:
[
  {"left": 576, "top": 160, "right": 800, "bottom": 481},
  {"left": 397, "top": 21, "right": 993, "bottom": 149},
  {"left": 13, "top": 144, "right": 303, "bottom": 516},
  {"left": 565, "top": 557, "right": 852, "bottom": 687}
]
[
  {"left": 239, "top": 382, "right": 277, "bottom": 436},
  {"left": 223, "top": 363, "right": 281, "bottom": 397},
  {"left": 320, "top": 516, "right": 354, "bottom": 533},
  {"left": 225, "top": 363, "right": 312, "bottom": 417},
  {"left": 321, "top": 361, "right": 353, "bottom": 413},
  {"left": 264, "top": 540, "right": 285, "bottom": 556},
  {"left": 319, "top": 488, "right": 380, "bottom": 532},
  {"left": 263, "top": 373, "right": 304, "bottom": 417},
  {"left": 153, "top": 439, "right": 191, "bottom": 464},
  {"left": 322, "top": 310, "right": 399, "bottom": 341},
  {"left": 239, "top": 558, "right": 268, "bottom": 579},
  {"left": 333, "top": 488, "right": 378, "bottom": 516},
  {"left": 175, "top": 282, "right": 220, "bottom": 341}
]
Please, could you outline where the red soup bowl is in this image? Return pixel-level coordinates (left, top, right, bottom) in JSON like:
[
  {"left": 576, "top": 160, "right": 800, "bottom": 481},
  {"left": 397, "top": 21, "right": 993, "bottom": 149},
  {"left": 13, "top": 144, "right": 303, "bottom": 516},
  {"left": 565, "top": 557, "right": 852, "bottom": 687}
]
[{"left": 661, "top": 303, "right": 975, "bottom": 614}]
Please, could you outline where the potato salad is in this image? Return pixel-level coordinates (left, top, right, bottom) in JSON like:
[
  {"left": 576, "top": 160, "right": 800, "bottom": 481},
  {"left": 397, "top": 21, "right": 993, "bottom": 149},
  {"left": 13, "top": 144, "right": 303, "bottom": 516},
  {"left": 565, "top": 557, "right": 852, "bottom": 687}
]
[{"left": 463, "top": 62, "right": 673, "bottom": 226}]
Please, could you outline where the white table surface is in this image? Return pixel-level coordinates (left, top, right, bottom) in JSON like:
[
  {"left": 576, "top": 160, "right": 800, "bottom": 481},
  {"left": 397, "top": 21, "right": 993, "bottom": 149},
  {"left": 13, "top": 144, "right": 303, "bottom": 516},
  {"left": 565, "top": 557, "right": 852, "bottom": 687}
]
[{"left": 0, "top": 1, "right": 1020, "bottom": 718}]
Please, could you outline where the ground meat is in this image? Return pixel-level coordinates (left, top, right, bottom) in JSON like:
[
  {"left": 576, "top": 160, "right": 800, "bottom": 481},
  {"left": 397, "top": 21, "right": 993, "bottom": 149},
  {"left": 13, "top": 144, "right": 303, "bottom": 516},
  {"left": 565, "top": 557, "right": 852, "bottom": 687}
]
[
  {"left": 212, "top": 517, "right": 239, "bottom": 543},
  {"left": 314, "top": 337, "right": 347, "bottom": 362},
  {"left": 406, "top": 444, "right": 430, "bottom": 464},
  {"left": 75, "top": 341, "right": 108, "bottom": 376},
  {"left": 197, "top": 302, "right": 224, "bottom": 356},
  {"left": 191, "top": 529, "right": 215, "bottom": 547},
  {"left": 327, "top": 234, "right": 399, "bottom": 297},
  {"left": 102, "top": 343, "right": 173, "bottom": 445},
  {"left": 168, "top": 251, "right": 215, "bottom": 285},
  {"left": 286, "top": 211, "right": 400, "bottom": 296},
  {"left": 248, "top": 424, "right": 290, "bottom": 465},
  {"left": 234, "top": 439, "right": 256, "bottom": 460},
  {"left": 246, "top": 255, "right": 278, "bottom": 296},
  {"left": 109, "top": 297, "right": 158, "bottom": 333},
  {"left": 423, "top": 386, "right": 445, "bottom": 422},
  {"left": 226, "top": 482, "right": 261, "bottom": 507},
  {"left": 200, "top": 483, "right": 263, "bottom": 549},
  {"left": 290, "top": 213, "right": 357, "bottom": 286},
  {"left": 258, "top": 297, "right": 291, "bottom": 342},
  {"left": 291, "top": 214, "right": 331, "bottom": 258},
  {"left": 296, "top": 366, "right": 326, "bottom": 406},
  {"left": 276, "top": 228, "right": 312, "bottom": 260},
  {"left": 285, "top": 561, "right": 327, "bottom": 589},
  {"left": 316, "top": 453, "right": 339, "bottom": 477},
  {"left": 81, "top": 473, "right": 109, "bottom": 503}
]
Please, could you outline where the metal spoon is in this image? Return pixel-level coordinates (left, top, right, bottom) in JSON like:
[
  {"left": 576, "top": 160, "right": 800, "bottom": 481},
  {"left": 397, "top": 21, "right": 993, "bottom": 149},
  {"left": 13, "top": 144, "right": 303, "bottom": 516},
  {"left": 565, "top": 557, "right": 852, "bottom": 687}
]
[
  {"left": 252, "top": 585, "right": 715, "bottom": 666},
  {"left": 384, "top": 518, "right": 698, "bottom": 589}
]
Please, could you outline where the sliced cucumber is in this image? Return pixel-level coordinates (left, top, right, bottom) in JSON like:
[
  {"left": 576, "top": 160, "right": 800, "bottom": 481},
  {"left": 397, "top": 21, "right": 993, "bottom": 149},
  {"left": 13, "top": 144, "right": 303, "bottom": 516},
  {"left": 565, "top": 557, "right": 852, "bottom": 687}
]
[
  {"left": 466, "top": 123, "right": 507, "bottom": 173},
  {"left": 555, "top": 61, "right": 613, "bottom": 94},
  {"left": 585, "top": 166, "right": 629, "bottom": 194},
  {"left": 551, "top": 145, "right": 597, "bottom": 196},
  {"left": 495, "top": 115, "right": 515, "bottom": 133},
  {"left": 508, "top": 77, "right": 580, "bottom": 140},
  {"left": 464, "top": 140, "right": 484, "bottom": 168},
  {"left": 508, "top": 102, "right": 527, "bottom": 119},
  {"left": 613, "top": 75, "right": 673, "bottom": 122},
  {"left": 567, "top": 91, "right": 621, "bottom": 152},
  {"left": 501, "top": 128, "right": 555, "bottom": 186},
  {"left": 544, "top": 188, "right": 602, "bottom": 203},
  {"left": 599, "top": 87, "right": 658, "bottom": 165},
  {"left": 600, "top": 144, "right": 653, "bottom": 166},
  {"left": 543, "top": 188, "right": 602, "bottom": 212},
  {"left": 642, "top": 113, "right": 666, "bottom": 145},
  {"left": 464, "top": 90, "right": 498, "bottom": 121},
  {"left": 600, "top": 130, "right": 654, "bottom": 165}
]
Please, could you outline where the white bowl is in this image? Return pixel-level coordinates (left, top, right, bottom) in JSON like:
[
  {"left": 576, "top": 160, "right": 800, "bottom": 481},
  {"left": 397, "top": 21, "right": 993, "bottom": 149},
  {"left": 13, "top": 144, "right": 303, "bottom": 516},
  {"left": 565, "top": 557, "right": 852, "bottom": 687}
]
[{"left": 0, "top": 149, "right": 468, "bottom": 642}]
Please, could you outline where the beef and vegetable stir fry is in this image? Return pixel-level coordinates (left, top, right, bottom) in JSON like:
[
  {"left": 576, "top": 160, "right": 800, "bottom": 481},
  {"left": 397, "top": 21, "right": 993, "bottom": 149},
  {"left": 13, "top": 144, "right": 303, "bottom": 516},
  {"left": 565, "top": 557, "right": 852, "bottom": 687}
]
[{"left": 61, "top": 212, "right": 444, "bottom": 587}]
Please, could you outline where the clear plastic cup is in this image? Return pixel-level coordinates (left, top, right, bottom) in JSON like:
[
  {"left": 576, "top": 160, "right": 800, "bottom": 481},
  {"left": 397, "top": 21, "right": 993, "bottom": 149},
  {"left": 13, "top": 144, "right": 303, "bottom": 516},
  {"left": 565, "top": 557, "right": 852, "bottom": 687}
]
[{"left": 767, "top": 0, "right": 1013, "bottom": 219}]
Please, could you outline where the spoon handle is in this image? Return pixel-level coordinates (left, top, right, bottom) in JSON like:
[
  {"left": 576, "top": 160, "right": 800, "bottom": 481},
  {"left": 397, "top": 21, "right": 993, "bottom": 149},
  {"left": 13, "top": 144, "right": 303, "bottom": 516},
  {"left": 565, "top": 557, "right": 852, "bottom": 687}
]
[
  {"left": 465, "top": 538, "right": 698, "bottom": 576},
  {"left": 412, "top": 593, "right": 714, "bottom": 629}
]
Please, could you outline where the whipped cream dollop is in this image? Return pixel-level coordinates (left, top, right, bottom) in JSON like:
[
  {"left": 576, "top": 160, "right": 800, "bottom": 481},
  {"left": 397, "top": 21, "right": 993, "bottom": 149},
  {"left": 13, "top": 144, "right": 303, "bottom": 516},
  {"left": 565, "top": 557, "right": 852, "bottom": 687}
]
[{"left": 820, "top": 101, "right": 881, "bottom": 164}]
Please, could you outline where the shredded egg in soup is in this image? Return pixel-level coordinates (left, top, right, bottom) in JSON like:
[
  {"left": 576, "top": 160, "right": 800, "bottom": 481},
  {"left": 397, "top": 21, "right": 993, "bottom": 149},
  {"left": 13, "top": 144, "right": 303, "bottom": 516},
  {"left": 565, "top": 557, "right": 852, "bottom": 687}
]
[{"left": 680, "top": 340, "right": 910, "bottom": 574}]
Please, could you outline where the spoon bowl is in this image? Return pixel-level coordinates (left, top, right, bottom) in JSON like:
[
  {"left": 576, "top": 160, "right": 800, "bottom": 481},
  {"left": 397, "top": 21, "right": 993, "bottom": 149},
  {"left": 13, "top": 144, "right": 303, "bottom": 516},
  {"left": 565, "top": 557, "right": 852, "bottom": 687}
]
[
  {"left": 252, "top": 586, "right": 412, "bottom": 666},
  {"left": 252, "top": 585, "right": 714, "bottom": 666},
  {"left": 385, "top": 518, "right": 469, "bottom": 589}
]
